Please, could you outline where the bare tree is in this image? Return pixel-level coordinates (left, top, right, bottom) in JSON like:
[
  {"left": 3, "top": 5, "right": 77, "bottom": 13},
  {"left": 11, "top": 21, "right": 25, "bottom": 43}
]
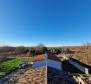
[{"left": 80, "top": 42, "right": 91, "bottom": 65}]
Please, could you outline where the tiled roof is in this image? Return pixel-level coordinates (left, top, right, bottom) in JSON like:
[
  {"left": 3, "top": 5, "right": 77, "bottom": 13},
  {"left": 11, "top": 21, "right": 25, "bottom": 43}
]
[{"left": 34, "top": 55, "right": 44, "bottom": 61}]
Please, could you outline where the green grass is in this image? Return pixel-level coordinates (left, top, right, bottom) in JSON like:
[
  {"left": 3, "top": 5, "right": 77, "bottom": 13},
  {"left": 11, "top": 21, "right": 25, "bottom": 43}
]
[{"left": 0, "top": 57, "right": 34, "bottom": 77}]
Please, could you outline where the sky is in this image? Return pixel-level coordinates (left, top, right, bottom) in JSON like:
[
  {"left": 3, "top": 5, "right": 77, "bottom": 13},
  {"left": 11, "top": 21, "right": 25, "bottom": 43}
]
[{"left": 0, "top": 0, "right": 91, "bottom": 47}]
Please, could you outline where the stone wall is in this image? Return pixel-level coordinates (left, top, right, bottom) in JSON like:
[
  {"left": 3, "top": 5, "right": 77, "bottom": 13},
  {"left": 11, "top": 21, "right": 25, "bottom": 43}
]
[{"left": 69, "top": 60, "right": 89, "bottom": 74}]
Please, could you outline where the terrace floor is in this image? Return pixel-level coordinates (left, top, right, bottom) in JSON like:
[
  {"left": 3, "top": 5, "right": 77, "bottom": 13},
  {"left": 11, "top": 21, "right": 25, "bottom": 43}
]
[
  {"left": 0, "top": 53, "right": 90, "bottom": 84},
  {"left": 47, "top": 67, "right": 76, "bottom": 84},
  {"left": 0, "top": 66, "right": 46, "bottom": 84}
]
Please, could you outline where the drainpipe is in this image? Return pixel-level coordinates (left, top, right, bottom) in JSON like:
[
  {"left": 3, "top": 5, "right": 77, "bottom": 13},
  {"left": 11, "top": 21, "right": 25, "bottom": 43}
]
[{"left": 45, "top": 53, "right": 48, "bottom": 84}]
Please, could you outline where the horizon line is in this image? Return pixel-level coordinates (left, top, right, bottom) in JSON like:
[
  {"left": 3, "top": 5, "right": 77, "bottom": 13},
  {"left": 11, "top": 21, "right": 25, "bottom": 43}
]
[{"left": 0, "top": 42, "right": 83, "bottom": 47}]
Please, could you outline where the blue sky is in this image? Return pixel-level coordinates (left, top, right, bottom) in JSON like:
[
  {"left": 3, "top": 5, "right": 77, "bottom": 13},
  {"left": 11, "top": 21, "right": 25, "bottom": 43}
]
[{"left": 0, "top": 0, "right": 91, "bottom": 46}]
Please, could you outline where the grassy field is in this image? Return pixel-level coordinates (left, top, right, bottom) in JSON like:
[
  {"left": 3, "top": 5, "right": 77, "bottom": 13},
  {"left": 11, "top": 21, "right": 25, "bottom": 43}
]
[{"left": 0, "top": 57, "right": 34, "bottom": 78}]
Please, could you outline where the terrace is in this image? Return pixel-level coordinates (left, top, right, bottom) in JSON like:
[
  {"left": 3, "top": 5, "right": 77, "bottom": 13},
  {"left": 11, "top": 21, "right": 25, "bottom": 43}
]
[{"left": 1, "top": 53, "right": 89, "bottom": 84}]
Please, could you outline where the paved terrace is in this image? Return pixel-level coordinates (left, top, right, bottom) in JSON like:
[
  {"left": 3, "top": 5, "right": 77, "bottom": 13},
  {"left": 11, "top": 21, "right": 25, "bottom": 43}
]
[{"left": 0, "top": 53, "right": 77, "bottom": 84}]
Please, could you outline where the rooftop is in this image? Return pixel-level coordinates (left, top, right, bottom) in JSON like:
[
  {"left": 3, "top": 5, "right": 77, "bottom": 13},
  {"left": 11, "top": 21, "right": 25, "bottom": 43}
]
[{"left": 1, "top": 53, "right": 89, "bottom": 84}]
